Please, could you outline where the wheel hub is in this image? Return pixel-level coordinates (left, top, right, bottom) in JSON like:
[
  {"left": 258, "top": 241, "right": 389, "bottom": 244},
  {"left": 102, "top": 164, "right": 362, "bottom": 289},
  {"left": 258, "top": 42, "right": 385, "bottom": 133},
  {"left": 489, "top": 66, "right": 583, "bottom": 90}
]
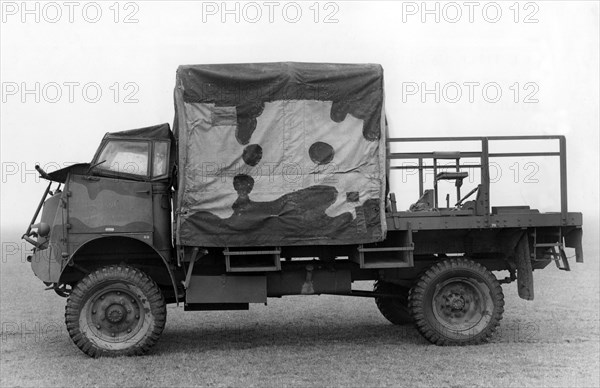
[
  {"left": 86, "top": 287, "right": 144, "bottom": 342},
  {"left": 433, "top": 278, "right": 487, "bottom": 331},
  {"left": 447, "top": 293, "right": 466, "bottom": 311},
  {"left": 106, "top": 304, "right": 127, "bottom": 323}
]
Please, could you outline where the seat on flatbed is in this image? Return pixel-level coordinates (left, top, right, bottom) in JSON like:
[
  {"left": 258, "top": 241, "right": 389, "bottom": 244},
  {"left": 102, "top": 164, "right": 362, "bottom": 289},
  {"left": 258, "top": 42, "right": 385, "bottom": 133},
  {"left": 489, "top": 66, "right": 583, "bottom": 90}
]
[{"left": 436, "top": 171, "right": 468, "bottom": 181}]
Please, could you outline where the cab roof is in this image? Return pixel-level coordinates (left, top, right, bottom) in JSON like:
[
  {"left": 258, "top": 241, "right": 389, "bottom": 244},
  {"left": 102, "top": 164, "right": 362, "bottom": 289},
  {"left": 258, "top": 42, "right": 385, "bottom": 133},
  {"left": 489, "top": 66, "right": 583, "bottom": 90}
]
[{"left": 102, "top": 123, "right": 173, "bottom": 142}]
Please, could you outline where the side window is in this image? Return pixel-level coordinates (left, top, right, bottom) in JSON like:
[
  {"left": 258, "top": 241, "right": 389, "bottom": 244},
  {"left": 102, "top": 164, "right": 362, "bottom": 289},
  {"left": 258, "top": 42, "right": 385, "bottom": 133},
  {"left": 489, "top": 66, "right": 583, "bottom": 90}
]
[
  {"left": 153, "top": 141, "right": 169, "bottom": 178},
  {"left": 152, "top": 141, "right": 169, "bottom": 177},
  {"left": 97, "top": 141, "right": 149, "bottom": 176}
]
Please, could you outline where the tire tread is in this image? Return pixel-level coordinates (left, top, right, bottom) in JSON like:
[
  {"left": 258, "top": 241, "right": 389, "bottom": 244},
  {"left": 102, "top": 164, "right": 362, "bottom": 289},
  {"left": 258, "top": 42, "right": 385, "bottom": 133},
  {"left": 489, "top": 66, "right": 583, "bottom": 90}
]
[
  {"left": 65, "top": 264, "right": 166, "bottom": 357},
  {"left": 408, "top": 258, "right": 504, "bottom": 346}
]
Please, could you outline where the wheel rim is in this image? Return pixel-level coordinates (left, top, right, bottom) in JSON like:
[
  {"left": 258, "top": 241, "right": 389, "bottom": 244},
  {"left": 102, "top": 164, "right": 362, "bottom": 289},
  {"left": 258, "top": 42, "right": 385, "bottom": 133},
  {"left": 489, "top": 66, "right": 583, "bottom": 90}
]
[
  {"left": 79, "top": 282, "right": 152, "bottom": 350},
  {"left": 431, "top": 277, "right": 493, "bottom": 334}
]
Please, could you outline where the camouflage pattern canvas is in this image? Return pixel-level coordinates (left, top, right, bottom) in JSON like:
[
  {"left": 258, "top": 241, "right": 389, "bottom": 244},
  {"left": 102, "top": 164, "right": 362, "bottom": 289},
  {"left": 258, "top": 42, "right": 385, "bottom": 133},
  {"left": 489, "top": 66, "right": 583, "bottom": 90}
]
[{"left": 173, "top": 62, "right": 387, "bottom": 247}]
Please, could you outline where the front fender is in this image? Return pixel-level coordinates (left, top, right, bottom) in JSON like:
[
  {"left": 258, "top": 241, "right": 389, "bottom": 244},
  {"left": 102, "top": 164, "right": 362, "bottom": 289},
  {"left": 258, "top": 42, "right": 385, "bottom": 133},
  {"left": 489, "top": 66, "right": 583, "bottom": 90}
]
[{"left": 62, "top": 235, "right": 180, "bottom": 303}]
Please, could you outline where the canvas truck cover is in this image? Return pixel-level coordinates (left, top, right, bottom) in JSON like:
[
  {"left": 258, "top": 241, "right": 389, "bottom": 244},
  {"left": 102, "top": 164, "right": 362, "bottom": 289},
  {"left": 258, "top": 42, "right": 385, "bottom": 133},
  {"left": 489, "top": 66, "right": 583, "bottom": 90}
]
[{"left": 173, "top": 62, "right": 387, "bottom": 247}]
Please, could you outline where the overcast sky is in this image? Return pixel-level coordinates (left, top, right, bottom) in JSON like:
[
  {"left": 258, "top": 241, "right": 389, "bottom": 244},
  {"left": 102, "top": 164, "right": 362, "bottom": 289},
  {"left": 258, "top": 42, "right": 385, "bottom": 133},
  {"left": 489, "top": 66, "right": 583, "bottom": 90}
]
[{"left": 1, "top": 1, "right": 598, "bottom": 235}]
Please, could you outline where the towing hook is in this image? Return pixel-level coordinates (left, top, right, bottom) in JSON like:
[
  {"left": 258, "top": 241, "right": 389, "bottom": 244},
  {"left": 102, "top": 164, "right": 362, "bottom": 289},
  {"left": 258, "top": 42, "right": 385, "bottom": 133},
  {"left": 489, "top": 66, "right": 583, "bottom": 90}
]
[{"left": 44, "top": 283, "right": 72, "bottom": 298}]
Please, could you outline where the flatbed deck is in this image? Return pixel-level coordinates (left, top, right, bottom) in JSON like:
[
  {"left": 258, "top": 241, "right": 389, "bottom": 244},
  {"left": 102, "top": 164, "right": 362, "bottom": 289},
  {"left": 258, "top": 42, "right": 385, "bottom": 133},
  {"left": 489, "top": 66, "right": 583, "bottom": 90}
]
[{"left": 388, "top": 211, "right": 582, "bottom": 230}]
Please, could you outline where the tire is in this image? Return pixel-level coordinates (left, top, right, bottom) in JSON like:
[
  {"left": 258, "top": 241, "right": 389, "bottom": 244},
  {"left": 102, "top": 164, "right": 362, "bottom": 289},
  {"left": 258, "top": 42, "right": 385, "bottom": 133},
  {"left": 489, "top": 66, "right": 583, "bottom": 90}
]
[
  {"left": 374, "top": 281, "right": 412, "bottom": 325},
  {"left": 65, "top": 265, "right": 166, "bottom": 357},
  {"left": 408, "top": 258, "right": 504, "bottom": 346}
]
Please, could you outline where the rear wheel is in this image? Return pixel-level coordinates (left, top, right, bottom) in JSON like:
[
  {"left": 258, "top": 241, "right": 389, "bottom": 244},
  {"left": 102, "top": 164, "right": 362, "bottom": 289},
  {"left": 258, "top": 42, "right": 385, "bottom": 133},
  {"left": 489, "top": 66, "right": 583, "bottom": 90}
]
[
  {"left": 409, "top": 258, "right": 504, "bottom": 345},
  {"left": 65, "top": 265, "right": 166, "bottom": 357},
  {"left": 374, "top": 281, "right": 412, "bottom": 325}
]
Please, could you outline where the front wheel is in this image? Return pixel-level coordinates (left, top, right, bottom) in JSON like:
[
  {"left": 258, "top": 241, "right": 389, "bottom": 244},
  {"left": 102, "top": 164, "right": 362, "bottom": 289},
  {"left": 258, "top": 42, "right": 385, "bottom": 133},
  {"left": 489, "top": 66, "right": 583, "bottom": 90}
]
[
  {"left": 65, "top": 265, "right": 166, "bottom": 357},
  {"left": 408, "top": 258, "right": 504, "bottom": 345}
]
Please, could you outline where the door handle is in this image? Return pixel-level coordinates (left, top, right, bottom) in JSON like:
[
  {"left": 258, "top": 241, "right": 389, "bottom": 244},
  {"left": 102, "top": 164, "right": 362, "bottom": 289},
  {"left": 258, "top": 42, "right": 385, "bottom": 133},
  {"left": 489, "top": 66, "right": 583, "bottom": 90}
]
[{"left": 136, "top": 190, "right": 150, "bottom": 194}]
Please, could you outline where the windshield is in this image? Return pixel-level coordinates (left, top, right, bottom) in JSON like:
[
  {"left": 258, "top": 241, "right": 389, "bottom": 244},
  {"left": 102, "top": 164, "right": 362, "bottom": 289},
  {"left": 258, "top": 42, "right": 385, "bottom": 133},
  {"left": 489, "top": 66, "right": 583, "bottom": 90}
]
[{"left": 96, "top": 141, "right": 149, "bottom": 176}]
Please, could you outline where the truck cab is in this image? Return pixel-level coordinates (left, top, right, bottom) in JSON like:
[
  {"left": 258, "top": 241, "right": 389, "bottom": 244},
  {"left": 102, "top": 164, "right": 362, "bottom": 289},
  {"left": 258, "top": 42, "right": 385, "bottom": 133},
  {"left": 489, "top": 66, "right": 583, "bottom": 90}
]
[{"left": 24, "top": 123, "right": 180, "bottom": 303}]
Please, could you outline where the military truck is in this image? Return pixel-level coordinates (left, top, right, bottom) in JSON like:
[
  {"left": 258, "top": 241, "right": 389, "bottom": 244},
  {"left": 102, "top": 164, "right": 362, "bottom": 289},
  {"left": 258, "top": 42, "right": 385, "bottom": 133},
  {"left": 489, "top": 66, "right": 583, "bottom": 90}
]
[{"left": 22, "top": 63, "right": 584, "bottom": 357}]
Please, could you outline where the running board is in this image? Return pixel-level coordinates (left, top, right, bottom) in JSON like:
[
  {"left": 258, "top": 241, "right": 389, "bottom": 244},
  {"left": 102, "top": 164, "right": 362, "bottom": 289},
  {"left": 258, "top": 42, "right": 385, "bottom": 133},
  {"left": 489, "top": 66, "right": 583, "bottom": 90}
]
[{"left": 535, "top": 242, "right": 570, "bottom": 271}]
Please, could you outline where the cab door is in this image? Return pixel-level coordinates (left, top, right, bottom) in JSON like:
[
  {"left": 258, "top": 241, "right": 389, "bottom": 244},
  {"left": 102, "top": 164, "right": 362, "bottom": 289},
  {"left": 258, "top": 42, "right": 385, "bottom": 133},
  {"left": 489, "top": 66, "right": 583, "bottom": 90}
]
[
  {"left": 66, "top": 139, "right": 155, "bottom": 241},
  {"left": 66, "top": 174, "right": 154, "bottom": 236}
]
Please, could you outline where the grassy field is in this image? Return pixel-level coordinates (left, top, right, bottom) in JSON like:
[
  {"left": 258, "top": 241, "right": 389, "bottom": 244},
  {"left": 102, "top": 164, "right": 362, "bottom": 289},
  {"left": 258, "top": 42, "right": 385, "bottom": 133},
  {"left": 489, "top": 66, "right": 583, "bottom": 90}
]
[{"left": 1, "top": 227, "right": 598, "bottom": 387}]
